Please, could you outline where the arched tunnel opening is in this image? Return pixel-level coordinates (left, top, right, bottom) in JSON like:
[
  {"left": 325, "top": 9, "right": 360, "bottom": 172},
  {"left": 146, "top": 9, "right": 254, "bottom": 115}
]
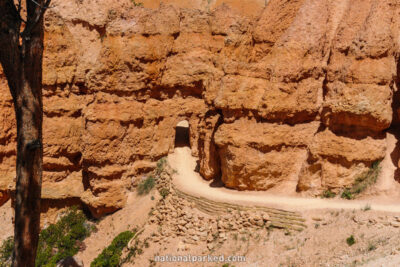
[{"left": 174, "top": 120, "right": 190, "bottom": 148}]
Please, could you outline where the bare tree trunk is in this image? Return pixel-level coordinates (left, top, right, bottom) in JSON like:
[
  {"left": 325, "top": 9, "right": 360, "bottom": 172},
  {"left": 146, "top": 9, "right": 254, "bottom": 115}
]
[
  {"left": 0, "top": 1, "right": 49, "bottom": 266},
  {"left": 12, "top": 78, "right": 43, "bottom": 267},
  {"left": 12, "top": 26, "right": 44, "bottom": 267}
]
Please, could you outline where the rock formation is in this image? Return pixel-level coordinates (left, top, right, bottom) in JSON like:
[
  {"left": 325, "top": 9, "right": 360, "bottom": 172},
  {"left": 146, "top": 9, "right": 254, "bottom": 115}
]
[{"left": 0, "top": 0, "right": 399, "bottom": 217}]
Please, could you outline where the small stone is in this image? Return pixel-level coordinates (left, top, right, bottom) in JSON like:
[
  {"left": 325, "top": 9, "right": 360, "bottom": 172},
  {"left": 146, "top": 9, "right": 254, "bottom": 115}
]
[
  {"left": 243, "top": 222, "right": 251, "bottom": 227},
  {"left": 229, "top": 223, "right": 238, "bottom": 230},
  {"left": 177, "top": 225, "right": 187, "bottom": 231},
  {"left": 391, "top": 222, "right": 400, "bottom": 228},
  {"left": 256, "top": 220, "right": 264, "bottom": 227},
  {"left": 178, "top": 219, "right": 187, "bottom": 226}
]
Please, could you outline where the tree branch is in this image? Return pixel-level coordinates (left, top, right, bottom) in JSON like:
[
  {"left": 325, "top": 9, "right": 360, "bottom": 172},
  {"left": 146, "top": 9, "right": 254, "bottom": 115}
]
[
  {"left": 17, "top": 0, "right": 22, "bottom": 13},
  {"left": 21, "top": 0, "right": 51, "bottom": 38},
  {"left": 0, "top": 0, "right": 22, "bottom": 98}
]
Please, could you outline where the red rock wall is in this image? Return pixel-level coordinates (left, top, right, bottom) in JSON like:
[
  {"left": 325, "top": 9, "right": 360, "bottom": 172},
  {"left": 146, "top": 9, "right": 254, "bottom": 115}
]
[{"left": 0, "top": 0, "right": 399, "bottom": 216}]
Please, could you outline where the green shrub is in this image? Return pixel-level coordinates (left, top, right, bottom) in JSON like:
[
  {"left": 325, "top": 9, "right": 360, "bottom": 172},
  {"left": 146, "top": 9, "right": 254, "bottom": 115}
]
[
  {"left": 122, "top": 239, "right": 142, "bottom": 264},
  {"left": 0, "top": 236, "right": 14, "bottom": 267},
  {"left": 346, "top": 235, "right": 356, "bottom": 246},
  {"left": 159, "top": 188, "right": 169, "bottom": 199},
  {"left": 137, "top": 176, "right": 156, "bottom": 195},
  {"left": 1, "top": 207, "right": 93, "bottom": 267},
  {"left": 155, "top": 157, "right": 167, "bottom": 175},
  {"left": 341, "top": 189, "right": 353, "bottom": 200},
  {"left": 131, "top": 0, "right": 143, "bottom": 7},
  {"left": 368, "top": 243, "right": 377, "bottom": 251},
  {"left": 321, "top": 190, "right": 336, "bottom": 198},
  {"left": 341, "top": 161, "right": 381, "bottom": 200},
  {"left": 91, "top": 231, "right": 134, "bottom": 267},
  {"left": 362, "top": 204, "right": 371, "bottom": 211},
  {"left": 36, "top": 206, "right": 94, "bottom": 267}
]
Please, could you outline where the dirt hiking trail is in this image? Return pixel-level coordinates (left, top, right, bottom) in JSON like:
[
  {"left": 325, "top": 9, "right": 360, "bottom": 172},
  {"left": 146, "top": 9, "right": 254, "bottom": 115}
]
[{"left": 168, "top": 145, "right": 400, "bottom": 213}]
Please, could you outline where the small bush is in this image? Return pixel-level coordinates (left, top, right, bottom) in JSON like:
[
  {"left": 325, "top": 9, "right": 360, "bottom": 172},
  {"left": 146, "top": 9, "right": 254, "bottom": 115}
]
[
  {"left": 346, "top": 235, "right": 356, "bottom": 246},
  {"left": 155, "top": 157, "right": 167, "bottom": 175},
  {"left": 321, "top": 190, "right": 336, "bottom": 198},
  {"left": 159, "top": 188, "right": 169, "bottom": 199},
  {"left": 137, "top": 176, "right": 156, "bottom": 195},
  {"left": 130, "top": 0, "right": 143, "bottom": 7},
  {"left": 122, "top": 239, "right": 141, "bottom": 264},
  {"left": 341, "top": 161, "right": 381, "bottom": 200},
  {"left": 368, "top": 243, "right": 377, "bottom": 251},
  {"left": 91, "top": 231, "right": 134, "bottom": 267},
  {"left": 362, "top": 204, "right": 371, "bottom": 211},
  {"left": 35, "top": 206, "right": 94, "bottom": 267},
  {"left": 1, "top": 207, "right": 93, "bottom": 267},
  {"left": 0, "top": 236, "right": 14, "bottom": 267},
  {"left": 341, "top": 189, "right": 353, "bottom": 200},
  {"left": 232, "top": 233, "right": 238, "bottom": 241}
]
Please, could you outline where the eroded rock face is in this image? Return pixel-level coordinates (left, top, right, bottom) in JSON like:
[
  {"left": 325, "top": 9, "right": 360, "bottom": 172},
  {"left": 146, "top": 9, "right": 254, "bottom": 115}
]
[
  {"left": 0, "top": 0, "right": 399, "bottom": 216},
  {"left": 215, "top": 119, "right": 319, "bottom": 190}
]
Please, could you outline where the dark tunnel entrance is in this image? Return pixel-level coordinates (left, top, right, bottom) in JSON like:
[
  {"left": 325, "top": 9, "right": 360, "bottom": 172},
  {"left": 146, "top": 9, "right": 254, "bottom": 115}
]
[{"left": 175, "top": 120, "right": 190, "bottom": 148}]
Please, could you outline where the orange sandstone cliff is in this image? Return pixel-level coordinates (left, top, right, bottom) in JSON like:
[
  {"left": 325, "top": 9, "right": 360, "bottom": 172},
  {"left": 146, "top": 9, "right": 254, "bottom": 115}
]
[{"left": 0, "top": 0, "right": 399, "bottom": 217}]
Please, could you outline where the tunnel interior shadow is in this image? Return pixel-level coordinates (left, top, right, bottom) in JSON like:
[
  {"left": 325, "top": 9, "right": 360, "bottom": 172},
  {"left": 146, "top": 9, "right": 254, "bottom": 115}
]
[
  {"left": 174, "top": 125, "right": 190, "bottom": 148},
  {"left": 209, "top": 177, "right": 224, "bottom": 188}
]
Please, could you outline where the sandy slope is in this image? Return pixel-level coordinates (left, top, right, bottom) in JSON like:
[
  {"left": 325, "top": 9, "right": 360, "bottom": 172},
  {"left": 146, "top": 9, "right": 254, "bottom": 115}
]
[
  {"left": 0, "top": 200, "right": 13, "bottom": 244},
  {"left": 168, "top": 145, "right": 400, "bottom": 213},
  {"left": 76, "top": 192, "right": 158, "bottom": 266}
]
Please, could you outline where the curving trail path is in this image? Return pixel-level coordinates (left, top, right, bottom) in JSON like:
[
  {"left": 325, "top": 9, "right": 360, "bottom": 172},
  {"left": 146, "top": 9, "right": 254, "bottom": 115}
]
[{"left": 168, "top": 146, "right": 400, "bottom": 213}]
